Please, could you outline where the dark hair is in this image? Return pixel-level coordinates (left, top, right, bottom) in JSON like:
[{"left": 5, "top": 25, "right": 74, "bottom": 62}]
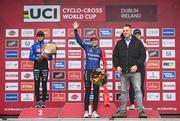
[
  {"left": 133, "top": 29, "right": 141, "bottom": 35},
  {"left": 124, "top": 24, "right": 132, "bottom": 28},
  {"left": 120, "top": 33, "right": 125, "bottom": 39},
  {"left": 37, "top": 31, "right": 45, "bottom": 37}
]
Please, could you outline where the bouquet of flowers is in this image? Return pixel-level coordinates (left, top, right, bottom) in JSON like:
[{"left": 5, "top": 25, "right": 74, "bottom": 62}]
[
  {"left": 91, "top": 68, "right": 110, "bottom": 107},
  {"left": 91, "top": 68, "right": 107, "bottom": 86}
]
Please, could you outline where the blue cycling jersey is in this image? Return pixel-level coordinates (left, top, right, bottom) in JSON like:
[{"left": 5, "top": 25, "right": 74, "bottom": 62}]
[
  {"left": 74, "top": 30, "right": 102, "bottom": 69},
  {"left": 29, "top": 41, "right": 52, "bottom": 61}
]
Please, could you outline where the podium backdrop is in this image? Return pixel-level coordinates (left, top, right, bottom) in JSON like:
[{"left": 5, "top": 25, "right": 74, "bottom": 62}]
[{"left": 0, "top": 0, "right": 180, "bottom": 115}]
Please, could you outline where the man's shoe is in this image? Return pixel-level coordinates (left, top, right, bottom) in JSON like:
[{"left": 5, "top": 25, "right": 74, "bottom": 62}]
[
  {"left": 112, "top": 112, "right": 127, "bottom": 118},
  {"left": 116, "top": 110, "right": 120, "bottom": 113},
  {"left": 129, "top": 104, "right": 135, "bottom": 110},
  {"left": 41, "top": 102, "right": 46, "bottom": 108},
  {"left": 83, "top": 111, "right": 89, "bottom": 118},
  {"left": 35, "top": 102, "right": 41, "bottom": 108},
  {"left": 91, "top": 111, "right": 100, "bottom": 118},
  {"left": 139, "top": 111, "right": 147, "bottom": 118}
]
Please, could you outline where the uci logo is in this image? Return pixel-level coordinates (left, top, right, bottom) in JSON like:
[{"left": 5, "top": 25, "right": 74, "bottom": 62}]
[{"left": 24, "top": 5, "right": 60, "bottom": 22}]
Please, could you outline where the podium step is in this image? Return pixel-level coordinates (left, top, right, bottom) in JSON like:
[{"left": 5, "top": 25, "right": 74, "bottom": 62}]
[
  {"left": 97, "top": 103, "right": 117, "bottom": 118},
  {"left": 59, "top": 103, "right": 117, "bottom": 118},
  {"left": 18, "top": 104, "right": 160, "bottom": 118},
  {"left": 19, "top": 108, "right": 62, "bottom": 118}
]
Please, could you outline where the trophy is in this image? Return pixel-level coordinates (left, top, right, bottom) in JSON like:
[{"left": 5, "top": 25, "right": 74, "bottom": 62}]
[{"left": 38, "top": 42, "right": 58, "bottom": 62}]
